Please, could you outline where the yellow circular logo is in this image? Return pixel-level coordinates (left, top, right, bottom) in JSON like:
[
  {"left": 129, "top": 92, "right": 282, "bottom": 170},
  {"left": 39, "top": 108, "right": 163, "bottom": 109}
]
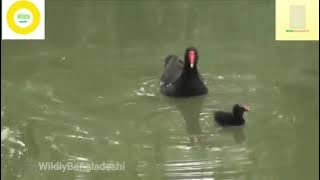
[{"left": 7, "top": 0, "right": 40, "bottom": 34}]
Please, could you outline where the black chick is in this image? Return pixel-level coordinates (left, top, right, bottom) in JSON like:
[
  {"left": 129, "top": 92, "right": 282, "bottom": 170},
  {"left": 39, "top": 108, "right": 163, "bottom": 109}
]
[{"left": 214, "top": 104, "right": 250, "bottom": 126}]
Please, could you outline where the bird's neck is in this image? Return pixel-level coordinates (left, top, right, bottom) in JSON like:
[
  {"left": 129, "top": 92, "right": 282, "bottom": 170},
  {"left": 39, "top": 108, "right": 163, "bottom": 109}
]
[{"left": 183, "top": 65, "right": 198, "bottom": 74}]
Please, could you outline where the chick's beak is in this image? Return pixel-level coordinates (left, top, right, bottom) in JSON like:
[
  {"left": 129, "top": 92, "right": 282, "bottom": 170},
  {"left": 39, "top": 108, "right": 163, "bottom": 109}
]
[{"left": 243, "top": 106, "right": 250, "bottom": 112}]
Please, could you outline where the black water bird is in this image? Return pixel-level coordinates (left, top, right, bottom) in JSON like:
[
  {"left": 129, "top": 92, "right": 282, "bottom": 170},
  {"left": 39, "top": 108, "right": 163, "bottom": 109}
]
[
  {"left": 214, "top": 104, "right": 250, "bottom": 126},
  {"left": 160, "top": 47, "right": 208, "bottom": 97}
]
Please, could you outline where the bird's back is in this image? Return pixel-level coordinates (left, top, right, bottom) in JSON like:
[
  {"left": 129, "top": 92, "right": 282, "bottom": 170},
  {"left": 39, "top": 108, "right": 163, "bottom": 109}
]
[
  {"left": 160, "top": 55, "right": 183, "bottom": 85},
  {"left": 214, "top": 111, "right": 234, "bottom": 126}
]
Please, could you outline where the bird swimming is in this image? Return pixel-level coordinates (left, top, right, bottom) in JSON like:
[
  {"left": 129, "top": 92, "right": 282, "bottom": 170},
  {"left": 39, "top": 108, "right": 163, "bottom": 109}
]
[{"left": 160, "top": 47, "right": 208, "bottom": 97}]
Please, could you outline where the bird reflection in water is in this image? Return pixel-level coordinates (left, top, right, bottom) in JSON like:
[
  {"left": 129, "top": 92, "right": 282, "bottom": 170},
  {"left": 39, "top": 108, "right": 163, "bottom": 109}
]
[
  {"left": 174, "top": 96, "right": 247, "bottom": 145},
  {"left": 147, "top": 96, "right": 249, "bottom": 180},
  {"left": 173, "top": 96, "right": 206, "bottom": 145}
]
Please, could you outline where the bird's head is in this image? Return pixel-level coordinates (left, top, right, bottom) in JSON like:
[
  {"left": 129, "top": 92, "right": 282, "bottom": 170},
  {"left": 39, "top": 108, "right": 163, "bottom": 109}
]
[
  {"left": 184, "top": 47, "right": 199, "bottom": 69},
  {"left": 232, "top": 104, "right": 250, "bottom": 118}
]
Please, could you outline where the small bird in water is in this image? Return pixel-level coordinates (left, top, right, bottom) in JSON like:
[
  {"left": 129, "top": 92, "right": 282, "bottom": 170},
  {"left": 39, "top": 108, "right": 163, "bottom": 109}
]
[
  {"left": 160, "top": 47, "right": 208, "bottom": 97},
  {"left": 214, "top": 104, "right": 250, "bottom": 126}
]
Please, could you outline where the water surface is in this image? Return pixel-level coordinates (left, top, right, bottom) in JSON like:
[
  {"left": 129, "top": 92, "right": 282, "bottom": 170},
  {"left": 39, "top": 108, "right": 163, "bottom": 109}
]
[{"left": 1, "top": 0, "right": 319, "bottom": 180}]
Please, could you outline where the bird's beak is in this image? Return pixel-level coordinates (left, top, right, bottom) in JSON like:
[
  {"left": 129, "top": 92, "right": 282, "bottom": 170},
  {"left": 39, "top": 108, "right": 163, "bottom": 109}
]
[
  {"left": 243, "top": 106, "right": 250, "bottom": 111},
  {"left": 189, "top": 53, "right": 195, "bottom": 68}
]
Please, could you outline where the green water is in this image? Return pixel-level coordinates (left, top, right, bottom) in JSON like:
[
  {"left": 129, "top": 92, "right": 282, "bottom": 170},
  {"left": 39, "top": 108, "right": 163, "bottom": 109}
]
[{"left": 1, "top": 0, "right": 319, "bottom": 180}]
